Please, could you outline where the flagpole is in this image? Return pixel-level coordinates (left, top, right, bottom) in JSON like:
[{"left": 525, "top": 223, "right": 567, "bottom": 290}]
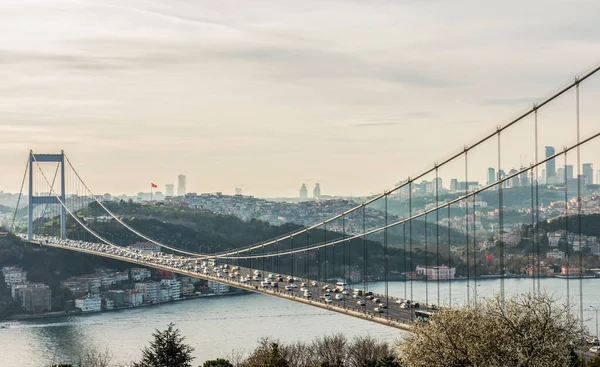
[{"left": 151, "top": 184, "right": 153, "bottom": 203}]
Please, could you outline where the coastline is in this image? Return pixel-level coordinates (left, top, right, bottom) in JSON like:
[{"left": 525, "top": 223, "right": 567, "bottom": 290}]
[{"left": 2, "top": 291, "right": 248, "bottom": 322}]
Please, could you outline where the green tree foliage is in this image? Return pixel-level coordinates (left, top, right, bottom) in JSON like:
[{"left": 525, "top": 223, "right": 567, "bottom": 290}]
[
  {"left": 133, "top": 323, "right": 195, "bottom": 367},
  {"left": 542, "top": 214, "right": 600, "bottom": 237},
  {"left": 202, "top": 359, "right": 234, "bottom": 367},
  {"left": 399, "top": 291, "right": 583, "bottom": 367}
]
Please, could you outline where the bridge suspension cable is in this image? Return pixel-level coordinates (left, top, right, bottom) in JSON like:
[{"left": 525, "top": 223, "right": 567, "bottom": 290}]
[
  {"left": 202, "top": 63, "right": 600, "bottom": 260},
  {"left": 62, "top": 154, "right": 207, "bottom": 257},
  {"left": 218, "top": 129, "right": 600, "bottom": 260}
]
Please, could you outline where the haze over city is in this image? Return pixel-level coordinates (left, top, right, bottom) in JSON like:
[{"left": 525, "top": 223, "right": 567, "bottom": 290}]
[{"left": 1, "top": 0, "right": 600, "bottom": 197}]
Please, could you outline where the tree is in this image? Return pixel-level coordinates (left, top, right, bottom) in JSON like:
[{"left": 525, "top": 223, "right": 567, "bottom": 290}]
[
  {"left": 203, "top": 359, "right": 234, "bottom": 367},
  {"left": 399, "top": 291, "right": 583, "bottom": 367},
  {"left": 265, "top": 343, "right": 288, "bottom": 367},
  {"left": 133, "top": 323, "right": 195, "bottom": 367}
]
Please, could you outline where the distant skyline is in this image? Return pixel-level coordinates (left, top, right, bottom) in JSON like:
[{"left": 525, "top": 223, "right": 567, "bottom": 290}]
[{"left": 1, "top": 0, "right": 600, "bottom": 197}]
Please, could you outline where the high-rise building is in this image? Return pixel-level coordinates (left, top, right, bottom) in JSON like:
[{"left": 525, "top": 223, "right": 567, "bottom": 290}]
[
  {"left": 540, "top": 169, "right": 546, "bottom": 185},
  {"left": 583, "top": 163, "right": 593, "bottom": 185},
  {"left": 165, "top": 184, "right": 174, "bottom": 197},
  {"left": 565, "top": 165, "right": 573, "bottom": 181},
  {"left": 556, "top": 167, "right": 564, "bottom": 182},
  {"left": 545, "top": 146, "right": 556, "bottom": 184},
  {"left": 235, "top": 187, "right": 242, "bottom": 196},
  {"left": 313, "top": 183, "right": 321, "bottom": 200},
  {"left": 299, "top": 184, "right": 308, "bottom": 201},
  {"left": 450, "top": 179, "right": 458, "bottom": 192},
  {"left": 509, "top": 168, "right": 519, "bottom": 187},
  {"left": 177, "top": 175, "right": 187, "bottom": 196},
  {"left": 519, "top": 167, "right": 529, "bottom": 187},
  {"left": 487, "top": 168, "right": 496, "bottom": 185}
]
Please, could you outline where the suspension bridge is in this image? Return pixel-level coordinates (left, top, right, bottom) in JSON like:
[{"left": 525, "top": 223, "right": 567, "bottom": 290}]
[{"left": 7, "top": 63, "right": 600, "bottom": 332}]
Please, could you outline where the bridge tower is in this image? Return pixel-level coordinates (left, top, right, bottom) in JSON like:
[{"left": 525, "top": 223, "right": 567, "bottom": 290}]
[{"left": 28, "top": 150, "right": 66, "bottom": 241}]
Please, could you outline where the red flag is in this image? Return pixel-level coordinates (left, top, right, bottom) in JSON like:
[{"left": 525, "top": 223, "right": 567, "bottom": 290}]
[
  {"left": 486, "top": 254, "right": 492, "bottom": 261},
  {"left": 151, "top": 183, "right": 158, "bottom": 188}
]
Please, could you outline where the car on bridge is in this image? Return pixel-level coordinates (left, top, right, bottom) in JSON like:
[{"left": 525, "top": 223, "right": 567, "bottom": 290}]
[{"left": 357, "top": 300, "right": 366, "bottom": 306}]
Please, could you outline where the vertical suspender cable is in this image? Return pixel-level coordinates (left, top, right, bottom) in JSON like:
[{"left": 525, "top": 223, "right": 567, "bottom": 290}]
[
  {"left": 363, "top": 205, "right": 367, "bottom": 298},
  {"left": 436, "top": 168, "right": 440, "bottom": 308},
  {"left": 576, "top": 80, "right": 584, "bottom": 332},
  {"left": 409, "top": 180, "right": 414, "bottom": 310},
  {"left": 384, "top": 194, "right": 389, "bottom": 317},
  {"left": 465, "top": 151, "right": 470, "bottom": 304},
  {"left": 564, "top": 152, "right": 570, "bottom": 310},
  {"left": 424, "top": 213, "right": 428, "bottom": 307},
  {"left": 498, "top": 131, "right": 505, "bottom": 304}
]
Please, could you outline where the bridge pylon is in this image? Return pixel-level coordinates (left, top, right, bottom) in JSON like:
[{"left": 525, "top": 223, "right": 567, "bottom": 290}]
[{"left": 28, "top": 150, "right": 66, "bottom": 241}]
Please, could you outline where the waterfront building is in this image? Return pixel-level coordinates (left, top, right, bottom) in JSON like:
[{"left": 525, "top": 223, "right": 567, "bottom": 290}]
[
  {"left": 181, "top": 282, "right": 195, "bottom": 296},
  {"left": 161, "top": 278, "right": 181, "bottom": 299},
  {"left": 75, "top": 295, "right": 102, "bottom": 313},
  {"left": 124, "top": 290, "right": 143, "bottom": 306},
  {"left": 207, "top": 280, "right": 229, "bottom": 294},
  {"left": 106, "top": 290, "right": 125, "bottom": 308},
  {"left": 415, "top": 265, "right": 456, "bottom": 280},
  {"left": 21, "top": 285, "right": 51, "bottom": 313},
  {"left": 561, "top": 266, "right": 581, "bottom": 276},
  {"left": 135, "top": 281, "right": 159, "bottom": 303}
]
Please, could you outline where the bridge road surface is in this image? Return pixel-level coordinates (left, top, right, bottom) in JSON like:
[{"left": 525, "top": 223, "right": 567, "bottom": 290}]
[{"left": 28, "top": 238, "right": 421, "bottom": 331}]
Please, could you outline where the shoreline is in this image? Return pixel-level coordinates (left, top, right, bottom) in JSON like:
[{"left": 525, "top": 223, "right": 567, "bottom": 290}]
[{"left": 2, "top": 291, "right": 248, "bottom": 322}]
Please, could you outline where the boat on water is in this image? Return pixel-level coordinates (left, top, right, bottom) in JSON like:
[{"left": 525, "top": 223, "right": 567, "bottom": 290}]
[{"left": 0, "top": 323, "right": 10, "bottom": 329}]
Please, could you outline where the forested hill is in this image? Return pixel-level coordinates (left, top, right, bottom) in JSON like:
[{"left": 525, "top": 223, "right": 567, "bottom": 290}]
[
  {"left": 541, "top": 214, "right": 600, "bottom": 237},
  {"left": 76, "top": 201, "right": 458, "bottom": 275}
]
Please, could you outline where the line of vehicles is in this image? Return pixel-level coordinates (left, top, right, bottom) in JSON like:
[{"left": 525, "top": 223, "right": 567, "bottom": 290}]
[{"left": 27, "top": 235, "right": 435, "bottom": 323}]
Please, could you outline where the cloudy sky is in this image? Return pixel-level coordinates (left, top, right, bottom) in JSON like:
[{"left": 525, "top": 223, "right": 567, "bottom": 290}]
[{"left": 1, "top": 0, "right": 600, "bottom": 197}]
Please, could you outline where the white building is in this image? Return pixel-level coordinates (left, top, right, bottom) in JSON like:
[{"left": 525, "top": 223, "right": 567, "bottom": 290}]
[
  {"left": 161, "top": 279, "right": 181, "bottom": 300},
  {"left": 207, "top": 280, "right": 229, "bottom": 294},
  {"left": 546, "top": 249, "right": 565, "bottom": 260},
  {"left": 2, "top": 266, "right": 27, "bottom": 286},
  {"left": 415, "top": 265, "right": 456, "bottom": 280},
  {"left": 75, "top": 295, "right": 102, "bottom": 313},
  {"left": 131, "top": 268, "right": 152, "bottom": 281}
]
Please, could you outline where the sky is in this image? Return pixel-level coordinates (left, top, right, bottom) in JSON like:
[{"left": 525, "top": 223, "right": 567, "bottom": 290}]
[{"left": 1, "top": 0, "right": 600, "bottom": 198}]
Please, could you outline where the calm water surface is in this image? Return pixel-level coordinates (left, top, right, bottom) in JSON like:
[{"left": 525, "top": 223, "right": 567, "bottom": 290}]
[{"left": 1, "top": 278, "right": 599, "bottom": 366}]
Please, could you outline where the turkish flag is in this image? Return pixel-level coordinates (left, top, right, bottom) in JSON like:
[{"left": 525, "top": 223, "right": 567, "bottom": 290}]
[
  {"left": 486, "top": 254, "right": 492, "bottom": 261},
  {"left": 151, "top": 183, "right": 158, "bottom": 188}
]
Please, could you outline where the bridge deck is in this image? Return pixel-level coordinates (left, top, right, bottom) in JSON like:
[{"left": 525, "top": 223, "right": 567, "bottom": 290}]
[{"left": 29, "top": 240, "right": 417, "bottom": 331}]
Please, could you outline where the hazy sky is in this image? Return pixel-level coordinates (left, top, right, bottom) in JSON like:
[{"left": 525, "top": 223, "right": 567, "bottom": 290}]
[{"left": 1, "top": 0, "right": 600, "bottom": 197}]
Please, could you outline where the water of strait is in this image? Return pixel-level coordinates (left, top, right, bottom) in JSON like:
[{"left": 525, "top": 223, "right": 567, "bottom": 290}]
[{"left": 1, "top": 278, "right": 599, "bottom": 366}]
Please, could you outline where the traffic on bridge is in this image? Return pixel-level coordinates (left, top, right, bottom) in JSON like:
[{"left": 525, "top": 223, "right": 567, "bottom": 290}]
[{"left": 23, "top": 235, "right": 435, "bottom": 330}]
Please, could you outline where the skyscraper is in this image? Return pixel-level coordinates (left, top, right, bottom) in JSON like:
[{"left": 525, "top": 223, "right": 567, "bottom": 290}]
[
  {"left": 177, "top": 174, "right": 187, "bottom": 196},
  {"left": 545, "top": 146, "right": 555, "bottom": 184},
  {"left": 313, "top": 183, "right": 321, "bottom": 200},
  {"left": 299, "top": 184, "right": 308, "bottom": 200},
  {"left": 565, "top": 165, "right": 573, "bottom": 181},
  {"left": 487, "top": 168, "right": 496, "bottom": 185},
  {"left": 583, "top": 163, "right": 594, "bottom": 185},
  {"left": 165, "top": 184, "right": 174, "bottom": 197},
  {"left": 519, "top": 167, "right": 529, "bottom": 187},
  {"left": 509, "top": 168, "right": 519, "bottom": 187}
]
